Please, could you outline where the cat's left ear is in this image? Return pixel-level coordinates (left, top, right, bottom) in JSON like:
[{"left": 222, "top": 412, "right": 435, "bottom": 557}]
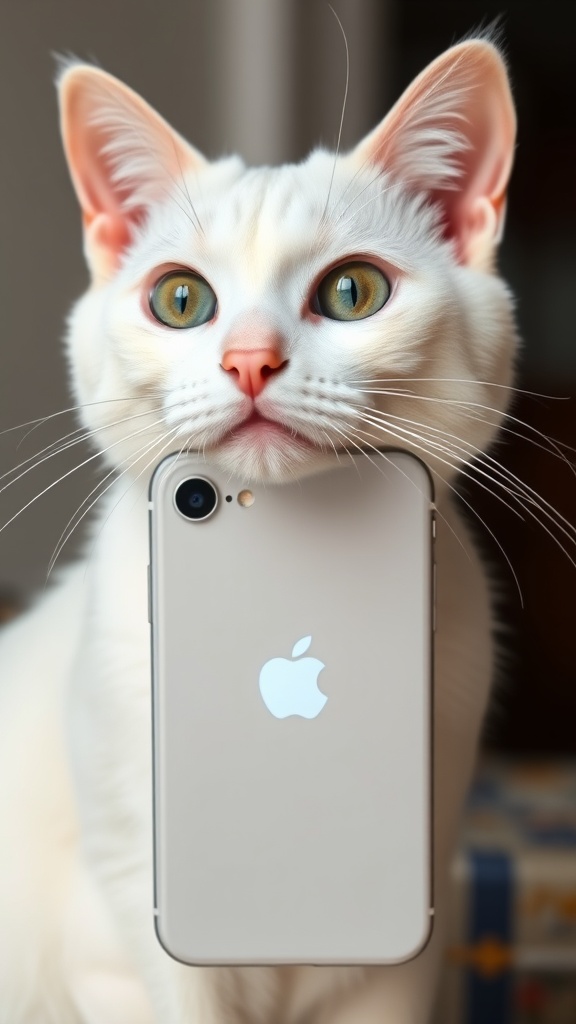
[
  {"left": 353, "top": 40, "right": 516, "bottom": 269},
  {"left": 58, "top": 64, "right": 208, "bottom": 280}
]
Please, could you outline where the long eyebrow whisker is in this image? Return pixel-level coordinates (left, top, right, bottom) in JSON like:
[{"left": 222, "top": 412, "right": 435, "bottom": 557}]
[
  {"left": 169, "top": 137, "right": 204, "bottom": 236},
  {"left": 333, "top": 170, "right": 401, "bottom": 226},
  {"left": 161, "top": 183, "right": 201, "bottom": 234},
  {"left": 320, "top": 3, "right": 350, "bottom": 225},
  {"left": 337, "top": 180, "right": 407, "bottom": 230}
]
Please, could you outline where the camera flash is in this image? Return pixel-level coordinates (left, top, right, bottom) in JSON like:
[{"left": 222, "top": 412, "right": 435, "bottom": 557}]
[{"left": 238, "top": 489, "right": 255, "bottom": 508}]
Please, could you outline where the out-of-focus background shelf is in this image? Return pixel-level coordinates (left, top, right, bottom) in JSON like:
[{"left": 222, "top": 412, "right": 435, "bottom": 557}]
[{"left": 437, "top": 759, "right": 576, "bottom": 1024}]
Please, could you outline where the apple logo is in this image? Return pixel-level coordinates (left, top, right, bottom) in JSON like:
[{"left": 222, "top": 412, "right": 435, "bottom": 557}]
[{"left": 258, "top": 635, "right": 327, "bottom": 719}]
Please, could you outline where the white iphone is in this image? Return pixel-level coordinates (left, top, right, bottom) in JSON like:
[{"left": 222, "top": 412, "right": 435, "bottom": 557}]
[{"left": 148, "top": 448, "right": 435, "bottom": 966}]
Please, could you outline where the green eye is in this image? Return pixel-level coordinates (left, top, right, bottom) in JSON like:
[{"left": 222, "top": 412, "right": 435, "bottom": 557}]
[
  {"left": 316, "top": 262, "right": 390, "bottom": 321},
  {"left": 150, "top": 271, "right": 217, "bottom": 329}
]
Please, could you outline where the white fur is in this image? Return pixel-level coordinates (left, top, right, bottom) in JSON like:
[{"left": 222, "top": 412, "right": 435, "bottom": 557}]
[{"left": 0, "top": 42, "right": 518, "bottom": 1023}]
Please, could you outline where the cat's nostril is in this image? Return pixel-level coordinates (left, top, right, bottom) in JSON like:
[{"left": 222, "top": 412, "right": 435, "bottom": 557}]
[{"left": 221, "top": 348, "right": 287, "bottom": 399}]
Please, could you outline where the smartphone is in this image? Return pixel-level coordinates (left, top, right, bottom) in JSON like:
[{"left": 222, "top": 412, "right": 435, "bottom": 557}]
[{"left": 148, "top": 448, "right": 435, "bottom": 966}]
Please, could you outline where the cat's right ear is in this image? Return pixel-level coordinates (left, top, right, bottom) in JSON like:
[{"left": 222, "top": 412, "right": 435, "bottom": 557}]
[{"left": 57, "top": 64, "right": 207, "bottom": 281}]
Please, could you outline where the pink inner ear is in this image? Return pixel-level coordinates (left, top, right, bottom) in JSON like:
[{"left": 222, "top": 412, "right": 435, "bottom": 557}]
[
  {"left": 59, "top": 65, "right": 208, "bottom": 276},
  {"left": 85, "top": 214, "right": 133, "bottom": 261},
  {"left": 354, "top": 41, "right": 516, "bottom": 265},
  {"left": 61, "top": 85, "right": 143, "bottom": 271},
  {"left": 64, "top": 102, "right": 152, "bottom": 270},
  {"left": 431, "top": 91, "right": 513, "bottom": 258}
]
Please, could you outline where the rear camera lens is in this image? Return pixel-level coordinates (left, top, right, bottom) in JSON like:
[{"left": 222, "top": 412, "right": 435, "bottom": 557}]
[{"left": 174, "top": 478, "right": 218, "bottom": 521}]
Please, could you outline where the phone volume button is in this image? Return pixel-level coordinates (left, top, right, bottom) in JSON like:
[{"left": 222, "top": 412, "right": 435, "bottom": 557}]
[
  {"left": 147, "top": 564, "right": 152, "bottom": 624},
  {"left": 432, "top": 562, "right": 437, "bottom": 632}
]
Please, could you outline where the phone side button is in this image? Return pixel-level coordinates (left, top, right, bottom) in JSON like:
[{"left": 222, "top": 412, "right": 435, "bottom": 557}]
[
  {"left": 432, "top": 562, "right": 437, "bottom": 632},
  {"left": 147, "top": 565, "right": 152, "bottom": 624}
]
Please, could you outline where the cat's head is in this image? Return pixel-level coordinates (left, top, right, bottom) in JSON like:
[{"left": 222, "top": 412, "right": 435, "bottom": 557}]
[{"left": 58, "top": 39, "right": 517, "bottom": 488}]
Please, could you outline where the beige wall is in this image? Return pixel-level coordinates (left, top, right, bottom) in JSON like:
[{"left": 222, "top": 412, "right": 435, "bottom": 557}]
[{"left": 0, "top": 0, "right": 391, "bottom": 596}]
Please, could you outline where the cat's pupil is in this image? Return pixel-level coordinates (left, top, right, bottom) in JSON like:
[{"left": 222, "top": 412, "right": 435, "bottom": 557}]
[
  {"left": 337, "top": 275, "right": 358, "bottom": 308},
  {"left": 175, "top": 284, "right": 189, "bottom": 314}
]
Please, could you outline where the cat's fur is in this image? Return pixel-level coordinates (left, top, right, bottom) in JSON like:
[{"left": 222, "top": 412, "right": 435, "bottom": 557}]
[{"left": 0, "top": 39, "right": 518, "bottom": 1024}]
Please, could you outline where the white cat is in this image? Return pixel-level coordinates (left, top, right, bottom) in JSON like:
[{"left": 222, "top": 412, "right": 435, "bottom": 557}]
[{"left": 0, "top": 38, "right": 520, "bottom": 1024}]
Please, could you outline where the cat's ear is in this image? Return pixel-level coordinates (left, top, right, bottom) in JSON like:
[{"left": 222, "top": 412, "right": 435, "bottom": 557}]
[
  {"left": 58, "top": 64, "right": 207, "bottom": 280},
  {"left": 353, "top": 40, "right": 516, "bottom": 269}
]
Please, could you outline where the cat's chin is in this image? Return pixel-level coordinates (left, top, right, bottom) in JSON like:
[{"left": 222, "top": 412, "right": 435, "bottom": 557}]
[{"left": 208, "top": 423, "right": 335, "bottom": 484}]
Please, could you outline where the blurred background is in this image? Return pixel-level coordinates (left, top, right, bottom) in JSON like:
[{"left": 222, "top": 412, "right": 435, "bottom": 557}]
[{"left": 0, "top": 2, "right": 574, "bottom": 1020}]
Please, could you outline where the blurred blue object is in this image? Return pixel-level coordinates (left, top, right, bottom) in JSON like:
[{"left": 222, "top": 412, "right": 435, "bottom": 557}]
[{"left": 435, "top": 759, "right": 576, "bottom": 1024}]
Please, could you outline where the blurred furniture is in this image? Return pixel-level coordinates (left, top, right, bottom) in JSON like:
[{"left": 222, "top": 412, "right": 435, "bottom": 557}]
[{"left": 436, "top": 759, "right": 576, "bottom": 1024}]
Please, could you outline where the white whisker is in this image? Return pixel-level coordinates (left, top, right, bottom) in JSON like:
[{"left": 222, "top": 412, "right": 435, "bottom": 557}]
[
  {"left": 82, "top": 428, "right": 183, "bottom": 580},
  {"left": 357, "top": 407, "right": 576, "bottom": 569},
  {"left": 361, "top": 405, "right": 576, "bottom": 548},
  {"left": 333, "top": 169, "right": 400, "bottom": 226},
  {"left": 45, "top": 424, "right": 173, "bottom": 578},
  {"left": 1, "top": 408, "right": 162, "bottom": 490},
  {"left": 320, "top": 4, "right": 350, "bottom": 224},
  {"left": 320, "top": 430, "right": 343, "bottom": 466},
  {"left": 0, "top": 417, "right": 165, "bottom": 536},
  {"left": 345, "top": 418, "right": 523, "bottom": 602},
  {"left": 0, "top": 392, "right": 164, "bottom": 443},
  {"left": 337, "top": 181, "right": 407, "bottom": 230},
  {"left": 352, "top": 386, "right": 576, "bottom": 470},
  {"left": 328, "top": 417, "right": 471, "bottom": 562},
  {"left": 349, "top": 377, "right": 569, "bottom": 402}
]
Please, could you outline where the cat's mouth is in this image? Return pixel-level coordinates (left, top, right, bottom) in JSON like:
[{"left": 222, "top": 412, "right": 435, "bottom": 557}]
[
  {"left": 234, "top": 410, "right": 287, "bottom": 433},
  {"left": 198, "top": 407, "right": 339, "bottom": 481},
  {"left": 221, "top": 410, "right": 318, "bottom": 449}
]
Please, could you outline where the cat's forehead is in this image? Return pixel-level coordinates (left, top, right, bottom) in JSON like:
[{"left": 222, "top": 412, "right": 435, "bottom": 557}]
[
  {"left": 206, "top": 157, "right": 332, "bottom": 226},
  {"left": 135, "top": 150, "right": 441, "bottom": 285},
  {"left": 197, "top": 154, "right": 347, "bottom": 246}
]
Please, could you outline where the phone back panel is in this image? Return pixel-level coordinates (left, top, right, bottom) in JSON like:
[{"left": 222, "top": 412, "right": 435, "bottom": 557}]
[{"left": 149, "top": 451, "right": 434, "bottom": 965}]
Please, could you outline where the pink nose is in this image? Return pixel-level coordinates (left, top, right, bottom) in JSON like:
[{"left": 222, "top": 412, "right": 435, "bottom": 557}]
[{"left": 221, "top": 348, "right": 286, "bottom": 398}]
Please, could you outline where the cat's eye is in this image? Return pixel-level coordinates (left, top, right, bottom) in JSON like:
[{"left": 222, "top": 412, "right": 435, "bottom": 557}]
[
  {"left": 315, "top": 262, "right": 390, "bottom": 321},
  {"left": 150, "top": 271, "right": 217, "bottom": 329}
]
